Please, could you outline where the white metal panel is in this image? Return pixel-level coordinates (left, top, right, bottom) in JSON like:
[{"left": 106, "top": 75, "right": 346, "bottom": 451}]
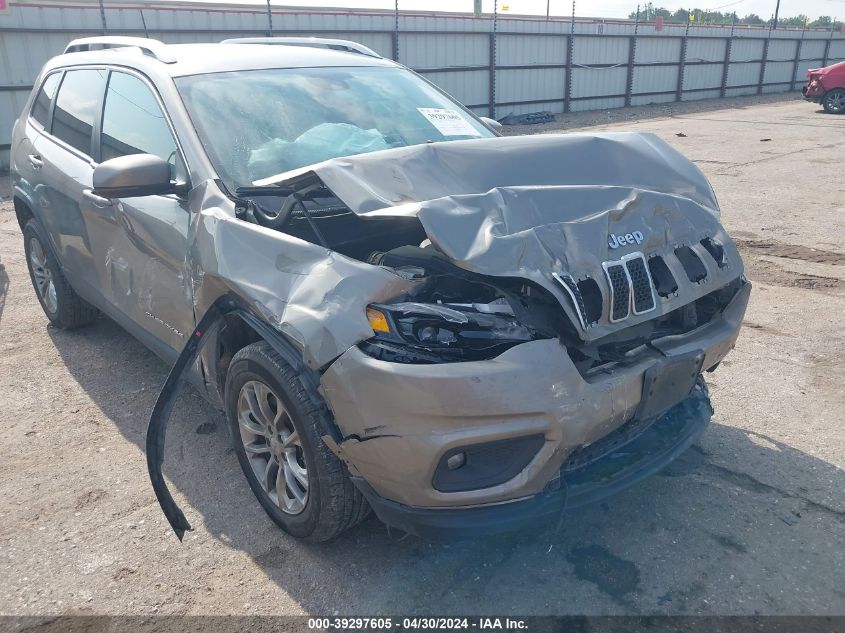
[
  {"left": 400, "top": 32, "right": 488, "bottom": 68},
  {"left": 571, "top": 66, "right": 627, "bottom": 98},
  {"left": 762, "top": 83, "right": 793, "bottom": 94},
  {"left": 632, "top": 65, "right": 677, "bottom": 94},
  {"left": 572, "top": 36, "right": 629, "bottom": 65},
  {"left": 828, "top": 40, "right": 845, "bottom": 61},
  {"left": 798, "top": 40, "right": 826, "bottom": 59},
  {"left": 569, "top": 96, "right": 625, "bottom": 112},
  {"left": 497, "top": 68, "right": 564, "bottom": 103},
  {"left": 1, "top": 90, "right": 30, "bottom": 168},
  {"left": 0, "top": 4, "right": 93, "bottom": 30},
  {"left": 730, "top": 38, "right": 764, "bottom": 62},
  {"left": 634, "top": 37, "right": 681, "bottom": 64},
  {"left": 767, "top": 39, "right": 797, "bottom": 62},
  {"left": 725, "top": 85, "right": 758, "bottom": 97},
  {"left": 496, "top": 33, "right": 567, "bottom": 66},
  {"left": 727, "top": 62, "right": 761, "bottom": 87},
  {"left": 630, "top": 92, "right": 675, "bottom": 106},
  {"left": 763, "top": 61, "right": 794, "bottom": 84},
  {"left": 0, "top": 31, "right": 80, "bottom": 85},
  {"left": 496, "top": 100, "right": 564, "bottom": 118},
  {"left": 681, "top": 88, "right": 720, "bottom": 101},
  {"left": 682, "top": 63, "right": 723, "bottom": 91},
  {"left": 685, "top": 38, "right": 726, "bottom": 62},
  {"left": 420, "top": 70, "right": 488, "bottom": 107}
]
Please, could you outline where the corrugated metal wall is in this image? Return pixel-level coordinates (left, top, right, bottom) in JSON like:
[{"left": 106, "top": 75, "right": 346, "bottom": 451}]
[{"left": 2, "top": 1, "right": 844, "bottom": 168}]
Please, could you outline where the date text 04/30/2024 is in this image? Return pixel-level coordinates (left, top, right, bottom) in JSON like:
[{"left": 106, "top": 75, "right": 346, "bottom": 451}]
[{"left": 307, "top": 617, "right": 528, "bottom": 630}]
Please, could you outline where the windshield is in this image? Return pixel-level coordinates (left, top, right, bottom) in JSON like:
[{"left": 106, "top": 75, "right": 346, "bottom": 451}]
[{"left": 176, "top": 66, "right": 495, "bottom": 189}]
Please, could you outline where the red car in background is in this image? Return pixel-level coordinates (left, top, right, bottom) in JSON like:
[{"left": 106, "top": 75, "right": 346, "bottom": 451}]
[{"left": 803, "top": 60, "right": 845, "bottom": 114}]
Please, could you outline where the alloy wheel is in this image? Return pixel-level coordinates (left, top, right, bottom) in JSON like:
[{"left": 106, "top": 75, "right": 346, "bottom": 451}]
[
  {"left": 826, "top": 91, "right": 845, "bottom": 113},
  {"left": 29, "top": 237, "right": 57, "bottom": 314},
  {"left": 237, "top": 380, "right": 309, "bottom": 515}
]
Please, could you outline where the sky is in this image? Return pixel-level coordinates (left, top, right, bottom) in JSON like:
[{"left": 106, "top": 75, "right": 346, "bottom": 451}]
[{"left": 261, "top": 0, "right": 843, "bottom": 22}]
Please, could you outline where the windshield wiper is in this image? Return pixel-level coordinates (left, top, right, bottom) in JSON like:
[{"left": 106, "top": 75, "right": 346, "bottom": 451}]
[
  {"left": 234, "top": 185, "right": 296, "bottom": 197},
  {"left": 234, "top": 183, "right": 332, "bottom": 250}
]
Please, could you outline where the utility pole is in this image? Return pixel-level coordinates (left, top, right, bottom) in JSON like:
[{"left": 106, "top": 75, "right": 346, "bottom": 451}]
[
  {"left": 97, "top": 0, "right": 107, "bottom": 33},
  {"left": 772, "top": 0, "right": 781, "bottom": 29}
]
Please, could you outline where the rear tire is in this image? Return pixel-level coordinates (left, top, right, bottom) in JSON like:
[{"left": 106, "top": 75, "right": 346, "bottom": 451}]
[
  {"left": 224, "top": 341, "right": 369, "bottom": 541},
  {"left": 822, "top": 89, "right": 845, "bottom": 114},
  {"left": 23, "top": 219, "right": 98, "bottom": 329}
]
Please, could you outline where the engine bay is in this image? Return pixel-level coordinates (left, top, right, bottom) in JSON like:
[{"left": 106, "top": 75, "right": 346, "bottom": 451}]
[{"left": 232, "top": 178, "right": 745, "bottom": 371}]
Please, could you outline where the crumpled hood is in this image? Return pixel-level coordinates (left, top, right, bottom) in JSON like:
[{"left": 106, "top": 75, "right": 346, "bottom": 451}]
[
  {"left": 259, "top": 132, "right": 718, "bottom": 214},
  {"left": 263, "top": 133, "right": 743, "bottom": 341}
]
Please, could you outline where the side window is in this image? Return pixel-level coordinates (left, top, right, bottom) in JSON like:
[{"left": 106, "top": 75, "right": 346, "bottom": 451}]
[
  {"left": 101, "top": 71, "right": 181, "bottom": 178},
  {"left": 51, "top": 69, "right": 107, "bottom": 156},
  {"left": 31, "top": 73, "right": 61, "bottom": 129}
]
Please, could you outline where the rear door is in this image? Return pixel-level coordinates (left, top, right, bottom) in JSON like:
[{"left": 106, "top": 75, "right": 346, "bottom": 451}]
[
  {"left": 29, "top": 68, "right": 108, "bottom": 297},
  {"left": 91, "top": 69, "right": 194, "bottom": 358}
]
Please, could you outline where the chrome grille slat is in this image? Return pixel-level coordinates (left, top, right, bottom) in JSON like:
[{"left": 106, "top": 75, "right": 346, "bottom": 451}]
[
  {"left": 603, "top": 262, "right": 631, "bottom": 322},
  {"left": 602, "top": 251, "right": 656, "bottom": 323},
  {"left": 624, "top": 254, "right": 656, "bottom": 314},
  {"left": 552, "top": 272, "right": 588, "bottom": 329}
]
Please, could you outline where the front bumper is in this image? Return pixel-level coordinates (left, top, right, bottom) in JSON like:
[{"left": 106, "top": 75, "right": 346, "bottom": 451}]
[
  {"left": 352, "top": 382, "right": 712, "bottom": 538},
  {"left": 803, "top": 84, "right": 823, "bottom": 102},
  {"left": 321, "top": 280, "right": 749, "bottom": 512}
]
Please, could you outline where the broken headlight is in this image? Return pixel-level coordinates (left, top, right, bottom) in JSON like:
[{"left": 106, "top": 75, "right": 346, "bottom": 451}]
[{"left": 360, "top": 299, "right": 535, "bottom": 363}]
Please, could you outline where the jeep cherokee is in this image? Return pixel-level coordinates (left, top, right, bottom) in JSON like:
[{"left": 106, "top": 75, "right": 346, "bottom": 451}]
[{"left": 11, "top": 36, "right": 749, "bottom": 541}]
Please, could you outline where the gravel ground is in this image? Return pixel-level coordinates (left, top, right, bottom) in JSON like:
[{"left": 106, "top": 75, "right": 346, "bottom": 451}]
[{"left": 0, "top": 95, "right": 843, "bottom": 618}]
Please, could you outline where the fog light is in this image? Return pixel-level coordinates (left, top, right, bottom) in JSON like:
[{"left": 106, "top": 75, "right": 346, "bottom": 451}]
[
  {"left": 432, "top": 434, "right": 545, "bottom": 492},
  {"left": 446, "top": 452, "right": 466, "bottom": 470}
]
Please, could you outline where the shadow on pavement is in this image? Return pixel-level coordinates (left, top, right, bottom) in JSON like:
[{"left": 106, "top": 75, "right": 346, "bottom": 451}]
[
  {"left": 0, "top": 262, "right": 8, "bottom": 326},
  {"left": 46, "top": 318, "right": 845, "bottom": 615}
]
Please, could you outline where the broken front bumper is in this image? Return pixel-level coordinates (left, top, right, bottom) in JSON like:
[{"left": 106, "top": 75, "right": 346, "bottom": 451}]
[
  {"left": 320, "top": 281, "right": 749, "bottom": 533},
  {"left": 352, "top": 383, "right": 712, "bottom": 538},
  {"left": 802, "top": 84, "right": 823, "bottom": 102}
]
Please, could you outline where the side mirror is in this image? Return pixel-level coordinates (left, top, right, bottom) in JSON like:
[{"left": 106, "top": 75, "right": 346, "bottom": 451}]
[
  {"left": 480, "top": 116, "right": 503, "bottom": 132},
  {"left": 93, "top": 154, "right": 178, "bottom": 199}
]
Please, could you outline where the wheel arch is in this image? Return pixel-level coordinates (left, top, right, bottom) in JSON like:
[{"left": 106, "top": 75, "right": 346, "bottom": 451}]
[
  {"left": 13, "top": 191, "right": 37, "bottom": 232},
  {"left": 199, "top": 297, "right": 341, "bottom": 441}
]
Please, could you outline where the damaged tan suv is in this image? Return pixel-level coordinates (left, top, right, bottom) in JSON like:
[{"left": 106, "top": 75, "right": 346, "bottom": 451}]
[{"left": 12, "top": 36, "right": 749, "bottom": 541}]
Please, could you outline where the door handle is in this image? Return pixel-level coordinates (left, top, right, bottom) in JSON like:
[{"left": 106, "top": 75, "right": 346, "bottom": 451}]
[
  {"left": 27, "top": 154, "right": 43, "bottom": 169},
  {"left": 83, "top": 189, "right": 113, "bottom": 208}
]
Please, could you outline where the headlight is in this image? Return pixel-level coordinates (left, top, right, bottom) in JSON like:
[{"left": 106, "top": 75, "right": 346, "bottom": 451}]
[{"left": 361, "top": 299, "right": 536, "bottom": 363}]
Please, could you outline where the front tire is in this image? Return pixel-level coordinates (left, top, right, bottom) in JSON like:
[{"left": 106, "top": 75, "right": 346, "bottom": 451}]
[
  {"left": 23, "top": 219, "right": 98, "bottom": 329},
  {"left": 224, "top": 341, "right": 368, "bottom": 541},
  {"left": 822, "top": 89, "right": 845, "bottom": 114}
]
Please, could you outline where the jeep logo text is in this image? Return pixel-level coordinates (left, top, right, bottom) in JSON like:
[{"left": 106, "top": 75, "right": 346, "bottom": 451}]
[{"left": 608, "top": 231, "right": 644, "bottom": 249}]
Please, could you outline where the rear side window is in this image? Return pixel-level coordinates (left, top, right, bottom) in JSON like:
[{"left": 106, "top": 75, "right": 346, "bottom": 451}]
[
  {"left": 51, "top": 69, "right": 107, "bottom": 156},
  {"left": 31, "top": 73, "right": 61, "bottom": 128},
  {"left": 100, "top": 71, "right": 180, "bottom": 176}
]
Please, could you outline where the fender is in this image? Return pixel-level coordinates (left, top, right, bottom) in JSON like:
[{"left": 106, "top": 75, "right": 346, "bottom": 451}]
[
  {"left": 146, "top": 297, "right": 337, "bottom": 540},
  {"left": 13, "top": 183, "right": 42, "bottom": 228},
  {"left": 146, "top": 302, "right": 226, "bottom": 540}
]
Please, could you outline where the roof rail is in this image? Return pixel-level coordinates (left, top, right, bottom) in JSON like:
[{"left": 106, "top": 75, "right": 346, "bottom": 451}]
[
  {"left": 222, "top": 37, "right": 381, "bottom": 59},
  {"left": 63, "top": 37, "right": 177, "bottom": 63}
]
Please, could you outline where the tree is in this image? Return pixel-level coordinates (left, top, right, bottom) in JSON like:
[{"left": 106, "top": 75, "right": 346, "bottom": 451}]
[
  {"left": 625, "top": 6, "right": 840, "bottom": 28},
  {"left": 779, "top": 15, "right": 808, "bottom": 27},
  {"left": 741, "top": 13, "right": 765, "bottom": 25}
]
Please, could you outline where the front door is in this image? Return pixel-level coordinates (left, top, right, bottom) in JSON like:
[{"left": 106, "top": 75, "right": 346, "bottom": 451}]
[{"left": 90, "top": 69, "right": 194, "bottom": 358}]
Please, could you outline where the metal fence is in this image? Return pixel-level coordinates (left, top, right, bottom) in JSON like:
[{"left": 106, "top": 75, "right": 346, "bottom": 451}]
[{"left": 2, "top": 1, "right": 844, "bottom": 168}]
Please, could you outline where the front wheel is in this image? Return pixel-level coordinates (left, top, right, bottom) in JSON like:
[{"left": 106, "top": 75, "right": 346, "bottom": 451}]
[
  {"left": 822, "top": 89, "right": 845, "bottom": 114},
  {"left": 224, "top": 341, "right": 369, "bottom": 541}
]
